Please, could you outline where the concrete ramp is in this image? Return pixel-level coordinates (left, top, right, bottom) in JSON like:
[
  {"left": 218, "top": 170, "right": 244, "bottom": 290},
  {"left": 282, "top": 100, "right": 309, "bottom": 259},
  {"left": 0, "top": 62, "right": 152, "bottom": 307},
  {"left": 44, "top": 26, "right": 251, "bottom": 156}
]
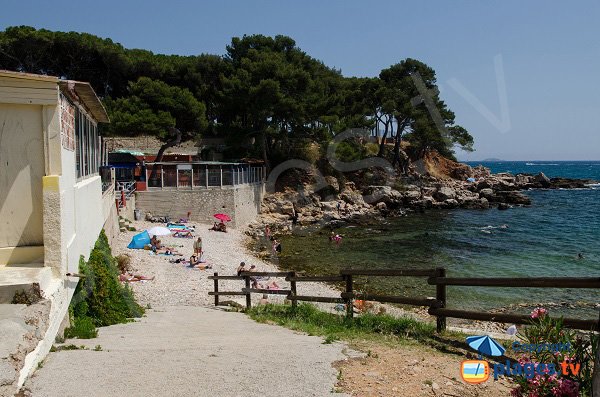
[{"left": 25, "top": 306, "right": 350, "bottom": 397}]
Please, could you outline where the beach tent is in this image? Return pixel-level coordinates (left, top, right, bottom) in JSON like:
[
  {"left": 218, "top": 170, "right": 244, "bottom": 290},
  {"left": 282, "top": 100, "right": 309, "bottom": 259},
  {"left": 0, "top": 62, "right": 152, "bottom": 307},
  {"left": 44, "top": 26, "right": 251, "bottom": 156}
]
[{"left": 127, "top": 231, "right": 151, "bottom": 249}]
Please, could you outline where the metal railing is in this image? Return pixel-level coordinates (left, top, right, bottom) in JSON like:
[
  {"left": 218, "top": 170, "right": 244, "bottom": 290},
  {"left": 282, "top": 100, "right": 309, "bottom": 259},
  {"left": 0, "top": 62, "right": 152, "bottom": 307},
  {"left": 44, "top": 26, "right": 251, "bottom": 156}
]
[
  {"left": 145, "top": 162, "right": 265, "bottom": 190},
  {"left": 116, "top": 181, "right": 136, "bottom": 199}
]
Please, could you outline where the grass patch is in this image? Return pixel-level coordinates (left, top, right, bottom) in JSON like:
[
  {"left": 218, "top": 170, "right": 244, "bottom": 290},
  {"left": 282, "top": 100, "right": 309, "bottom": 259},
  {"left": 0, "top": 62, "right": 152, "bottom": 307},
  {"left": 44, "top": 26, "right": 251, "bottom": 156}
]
[
  {"left": 246, "top": 303, "right": 436, "bottom": 344},
  {"left": 64, "top": 230, "right": 144, "bottom": 339}
]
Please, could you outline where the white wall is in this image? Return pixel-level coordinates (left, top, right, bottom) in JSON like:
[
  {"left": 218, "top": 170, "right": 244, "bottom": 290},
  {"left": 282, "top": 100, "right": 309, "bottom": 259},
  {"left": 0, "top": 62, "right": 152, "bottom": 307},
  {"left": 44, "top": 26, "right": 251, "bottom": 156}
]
[
  {"left": 0, "top": 104, "right": 45, "bottom": 249},
  {"left": 60, "top": 147, "right": 104, "bottom": 274}
]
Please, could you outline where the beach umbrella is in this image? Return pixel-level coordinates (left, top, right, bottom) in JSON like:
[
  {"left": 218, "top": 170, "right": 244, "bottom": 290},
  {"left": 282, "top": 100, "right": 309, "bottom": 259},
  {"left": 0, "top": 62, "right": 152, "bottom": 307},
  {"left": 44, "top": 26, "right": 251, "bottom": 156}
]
[
  {"left": 466, "top": 335, "right": 506, "bottom": 357},
  {"left": 146, "top": 226, "right": 172, "bottom": 236},
  {"left": 214, "top": 213, "right": 231, "bottom": 222}
]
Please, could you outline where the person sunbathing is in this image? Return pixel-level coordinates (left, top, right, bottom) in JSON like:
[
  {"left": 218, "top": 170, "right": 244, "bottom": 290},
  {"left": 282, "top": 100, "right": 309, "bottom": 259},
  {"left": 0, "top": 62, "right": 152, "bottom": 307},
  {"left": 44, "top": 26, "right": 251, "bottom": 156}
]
[
  {"left": 119, "top": 271, "right": 154, "bottom": 282},
  {"left": 259, "top": 279, "right": 281, "bottom": 290},
  {"left": 173, "top": 229, "right": 193, "bottom": 238}
]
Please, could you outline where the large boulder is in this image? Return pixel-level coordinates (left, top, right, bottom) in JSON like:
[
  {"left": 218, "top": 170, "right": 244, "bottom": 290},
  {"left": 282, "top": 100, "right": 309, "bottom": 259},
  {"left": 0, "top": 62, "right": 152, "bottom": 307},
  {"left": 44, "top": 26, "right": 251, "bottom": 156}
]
[
  {"left": 534, "top": 172, "right": 551, "bottom": 187},
  {"left": 340, "top": 190, "right": 365, "bottom": 207},
  {"left": 444, "top": 199, "right": 459, "bottom": 208},
  {"left": 324, "top": 176, "right": 340, "bottom": 193},
  {"left": 433, "top": 186, "right": 456, "bottom": 202},
  {"left": 493, "top": 191, "right": 532, "bottom": 205},
  {"left": 363, "top": 186, "right": 402, "bottom": 205},
  {"left": 479, "top": 188, "right": 494, "bottom": 199},
  {"left": 515, "top": 174, "right": 533, "bottom": 186}
]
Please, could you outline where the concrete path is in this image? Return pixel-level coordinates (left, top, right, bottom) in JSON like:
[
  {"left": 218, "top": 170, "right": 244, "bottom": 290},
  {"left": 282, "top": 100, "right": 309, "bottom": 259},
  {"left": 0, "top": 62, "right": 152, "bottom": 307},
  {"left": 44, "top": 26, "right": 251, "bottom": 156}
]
[{"left": 25, "top": 306, "right": 350, "bottom": 397}]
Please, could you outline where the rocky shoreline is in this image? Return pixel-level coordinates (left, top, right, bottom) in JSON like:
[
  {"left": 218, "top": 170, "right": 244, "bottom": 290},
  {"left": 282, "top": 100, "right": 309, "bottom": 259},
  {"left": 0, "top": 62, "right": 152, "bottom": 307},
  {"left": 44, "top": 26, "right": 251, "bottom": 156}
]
[{"left": 248, "top": 163, "right": 596, "bottom": 236}]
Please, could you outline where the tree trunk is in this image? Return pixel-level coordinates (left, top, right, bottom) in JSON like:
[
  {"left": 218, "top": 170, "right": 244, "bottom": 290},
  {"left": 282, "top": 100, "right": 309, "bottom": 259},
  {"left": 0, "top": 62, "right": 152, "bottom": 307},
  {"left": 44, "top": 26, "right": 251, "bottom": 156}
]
[
  {"left": 148, "top": 127, "right": 182, "bottom": 183},
  {"left": 261, "top": 130, "right": 270, "bottom": 172},
  {"left": 391, "top": 134, "right": 402, "bottom": 167},
  {"left": 391, "top": 119, "right": 408, "bottom": 168},
  {"left": 377, "top": 123, "right": 389, "bottom": 157}
]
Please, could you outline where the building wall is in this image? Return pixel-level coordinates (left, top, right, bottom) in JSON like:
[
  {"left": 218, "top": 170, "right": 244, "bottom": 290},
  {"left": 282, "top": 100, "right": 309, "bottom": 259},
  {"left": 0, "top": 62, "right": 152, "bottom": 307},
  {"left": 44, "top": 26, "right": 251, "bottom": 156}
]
[
  {"left": 135, "top": 184, "right": 264, "bottom": 228},
  {"left": 234, "top": 183, "right": 265, "bottom": 227},
  {"left": 0, "top": 104, "right": 45, "bottom": 251},
  {"left": 60, "top": 147, "right": 106, "bottom": 274}
]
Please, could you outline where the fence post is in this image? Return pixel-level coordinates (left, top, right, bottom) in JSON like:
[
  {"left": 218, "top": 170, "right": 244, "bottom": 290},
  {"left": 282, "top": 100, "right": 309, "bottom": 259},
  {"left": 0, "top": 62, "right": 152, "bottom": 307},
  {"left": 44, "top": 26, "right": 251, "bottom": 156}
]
[
  {"left": 244, "top": 275, "right": 252, "bottom": 309},
  {"left": 435, "top": 267, "right": 447, "bottom": 333},
  {"left": 213, "top": 272, "right": 219, "bottom": 306},
  {"left": 345, "top": 274, "right": 353, "bottom": 319},
  {"left": 290, "top": 271, "right": 297, "bottom": 309}
]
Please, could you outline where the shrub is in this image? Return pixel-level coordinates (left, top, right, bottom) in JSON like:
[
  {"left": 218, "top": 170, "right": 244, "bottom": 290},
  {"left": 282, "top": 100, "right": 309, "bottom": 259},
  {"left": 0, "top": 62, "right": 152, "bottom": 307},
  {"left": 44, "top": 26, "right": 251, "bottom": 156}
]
[
  {"left": 65, "top": 230, "right": 144, "bottom": 338},
  {"left": 511, "top": 308, "right": 596, "bottom": 397}
]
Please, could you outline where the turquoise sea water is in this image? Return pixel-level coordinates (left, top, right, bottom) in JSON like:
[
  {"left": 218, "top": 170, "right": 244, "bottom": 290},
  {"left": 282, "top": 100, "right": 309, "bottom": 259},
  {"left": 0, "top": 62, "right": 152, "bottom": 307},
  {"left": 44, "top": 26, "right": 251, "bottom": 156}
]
[{"left": 271, "top": 161, "right": 600, "bottom": 317}]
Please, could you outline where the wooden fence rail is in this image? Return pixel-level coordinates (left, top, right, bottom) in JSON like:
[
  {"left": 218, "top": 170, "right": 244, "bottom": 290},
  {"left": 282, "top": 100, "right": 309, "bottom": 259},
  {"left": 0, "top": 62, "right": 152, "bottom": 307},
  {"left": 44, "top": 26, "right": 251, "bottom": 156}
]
[{"left": 209, "top": 268, "right": 600, "bottom": 332}]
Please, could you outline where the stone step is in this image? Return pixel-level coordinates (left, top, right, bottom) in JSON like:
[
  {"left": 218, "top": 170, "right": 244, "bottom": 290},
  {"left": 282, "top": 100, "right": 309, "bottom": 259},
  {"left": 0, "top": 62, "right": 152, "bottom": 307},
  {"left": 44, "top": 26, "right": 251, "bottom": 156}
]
[{"left": 0, "top": 266, "right": 54, "bottom": 304}]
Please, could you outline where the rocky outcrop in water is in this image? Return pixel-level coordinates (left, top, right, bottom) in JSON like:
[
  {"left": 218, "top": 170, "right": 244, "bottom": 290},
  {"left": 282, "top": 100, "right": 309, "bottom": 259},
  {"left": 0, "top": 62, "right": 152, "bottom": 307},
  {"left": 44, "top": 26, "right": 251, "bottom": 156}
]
[{"left": 248, "top": 163, "right": 596, "bottom": 235}]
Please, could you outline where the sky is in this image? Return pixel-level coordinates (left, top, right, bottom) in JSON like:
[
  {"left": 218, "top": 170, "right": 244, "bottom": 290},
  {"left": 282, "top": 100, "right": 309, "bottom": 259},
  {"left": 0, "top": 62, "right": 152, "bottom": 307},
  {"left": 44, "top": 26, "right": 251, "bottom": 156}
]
[{"left": 1, "top": 0, "right": 599, "bottom": 160}]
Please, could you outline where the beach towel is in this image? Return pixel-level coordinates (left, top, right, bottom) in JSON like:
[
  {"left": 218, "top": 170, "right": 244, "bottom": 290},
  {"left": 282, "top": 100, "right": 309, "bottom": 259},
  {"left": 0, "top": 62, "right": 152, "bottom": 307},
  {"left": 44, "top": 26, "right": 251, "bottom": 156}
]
[{"left": 127, "top": 231, "right": 151, "bottom": 249}]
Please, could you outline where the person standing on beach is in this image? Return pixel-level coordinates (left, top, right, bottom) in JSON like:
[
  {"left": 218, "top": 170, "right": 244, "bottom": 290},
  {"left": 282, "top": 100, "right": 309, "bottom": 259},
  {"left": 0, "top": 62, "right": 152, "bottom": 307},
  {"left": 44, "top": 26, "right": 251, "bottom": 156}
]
[
  {"left": 193, "top": 237, "right": 203, "bottom": 256},
  {"left": 265, "top": 225, "right": 271, "bottom": 239}
]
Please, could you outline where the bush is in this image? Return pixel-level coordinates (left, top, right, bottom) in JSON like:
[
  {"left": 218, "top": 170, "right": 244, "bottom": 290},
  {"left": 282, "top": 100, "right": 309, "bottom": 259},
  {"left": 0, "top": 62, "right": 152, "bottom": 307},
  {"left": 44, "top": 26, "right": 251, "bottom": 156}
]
[
  {"left": 511, "top": 308, "right": 597, "bottom": 397},
  {"left": 65, "top": 230, "right": 144, "bottom": 338}
]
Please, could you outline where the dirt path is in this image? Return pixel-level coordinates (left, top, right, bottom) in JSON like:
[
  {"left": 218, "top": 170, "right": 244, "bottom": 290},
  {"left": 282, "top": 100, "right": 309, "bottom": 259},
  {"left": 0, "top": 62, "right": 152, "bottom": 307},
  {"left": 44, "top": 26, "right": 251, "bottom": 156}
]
[
  {"left": 335, "top": 342, "right": 513, "bottom": 397},
  {"left": 25, "top": 306, "right": 351, "bottom": 397}
]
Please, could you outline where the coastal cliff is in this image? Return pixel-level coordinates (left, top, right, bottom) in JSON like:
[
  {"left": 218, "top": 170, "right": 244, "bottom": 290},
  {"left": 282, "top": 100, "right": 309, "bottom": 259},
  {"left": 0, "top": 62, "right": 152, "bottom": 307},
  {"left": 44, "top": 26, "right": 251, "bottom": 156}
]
[{"left": 249, "top": 152, "right": 595, "bottom": 235}]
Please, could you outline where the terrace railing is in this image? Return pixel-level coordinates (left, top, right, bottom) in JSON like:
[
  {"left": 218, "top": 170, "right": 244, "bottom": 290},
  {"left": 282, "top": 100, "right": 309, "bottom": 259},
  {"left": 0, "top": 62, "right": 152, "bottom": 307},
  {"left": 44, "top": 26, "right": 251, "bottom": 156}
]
[{"left": 146, "top": 162, "right": 265, "bottom": 190}]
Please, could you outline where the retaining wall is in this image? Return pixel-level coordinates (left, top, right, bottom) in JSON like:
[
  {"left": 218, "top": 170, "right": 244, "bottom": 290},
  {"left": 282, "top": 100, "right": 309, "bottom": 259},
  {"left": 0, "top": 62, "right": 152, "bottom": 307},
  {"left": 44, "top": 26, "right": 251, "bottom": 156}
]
[{"left": 135, "top": 184, "right": 264, "bottom": 228}]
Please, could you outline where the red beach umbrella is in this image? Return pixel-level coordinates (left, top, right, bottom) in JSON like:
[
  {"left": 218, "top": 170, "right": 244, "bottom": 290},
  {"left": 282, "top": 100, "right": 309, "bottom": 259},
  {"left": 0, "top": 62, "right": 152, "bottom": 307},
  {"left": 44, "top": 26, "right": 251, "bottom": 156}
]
[{"left": 214, "top": 213, "right": 232, "bottom": 222}]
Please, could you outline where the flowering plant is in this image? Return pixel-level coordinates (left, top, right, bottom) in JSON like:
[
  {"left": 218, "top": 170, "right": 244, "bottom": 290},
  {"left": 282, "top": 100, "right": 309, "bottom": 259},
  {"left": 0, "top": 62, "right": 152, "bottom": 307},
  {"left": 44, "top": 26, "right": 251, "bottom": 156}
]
[{"left": 510, "top": 308, "right": 596, "bottom": 397}]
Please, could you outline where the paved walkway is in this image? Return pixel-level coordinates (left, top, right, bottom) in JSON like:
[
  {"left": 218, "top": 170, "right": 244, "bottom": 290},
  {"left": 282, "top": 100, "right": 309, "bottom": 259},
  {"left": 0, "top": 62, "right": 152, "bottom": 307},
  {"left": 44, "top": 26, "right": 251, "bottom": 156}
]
[{"left": 25, "top": 306, "right": 351, "bottom": 397}]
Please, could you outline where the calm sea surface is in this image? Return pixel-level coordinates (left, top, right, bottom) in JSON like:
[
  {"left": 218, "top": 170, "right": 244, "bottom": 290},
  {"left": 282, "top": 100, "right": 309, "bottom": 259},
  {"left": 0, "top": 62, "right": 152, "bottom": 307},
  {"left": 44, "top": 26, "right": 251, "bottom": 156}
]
[{"left": 267, "top": 161, "right": 600, "bottom": 317}]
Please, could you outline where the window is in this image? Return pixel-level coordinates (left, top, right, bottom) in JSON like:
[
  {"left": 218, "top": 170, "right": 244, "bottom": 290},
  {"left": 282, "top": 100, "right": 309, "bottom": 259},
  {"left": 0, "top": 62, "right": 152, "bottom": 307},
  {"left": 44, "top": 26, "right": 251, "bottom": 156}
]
[{"left": 74, "top": 106, "right": 100, "bottom": 179}]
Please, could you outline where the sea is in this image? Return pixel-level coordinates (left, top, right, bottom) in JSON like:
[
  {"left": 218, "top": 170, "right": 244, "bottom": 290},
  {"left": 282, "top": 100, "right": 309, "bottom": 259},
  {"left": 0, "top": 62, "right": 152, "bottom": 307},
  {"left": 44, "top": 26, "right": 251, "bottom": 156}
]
[{"left": 270, "top": 161, "right": 600, "bottom": 318}]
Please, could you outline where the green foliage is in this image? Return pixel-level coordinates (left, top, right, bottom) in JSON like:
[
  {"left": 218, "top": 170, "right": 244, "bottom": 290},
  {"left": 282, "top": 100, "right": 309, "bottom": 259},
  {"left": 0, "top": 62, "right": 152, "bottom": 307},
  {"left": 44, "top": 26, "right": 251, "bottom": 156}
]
[
  {"left": 64, "top": 315, "right": 97, "bottom": 339},
  {"left": 511, "top": 308, "right": 596, "bottom": 397},
  {"left": 0, "top": 26, "right": 474, "bottom": 166},
  {"left": 246, "top": 303, "right": 435, "bottom": 343},
  {"left": 65, "top": 230, "right": 144, "bottom": 339},
  {"left": 104, "top": 77, "right": 207, "bottom": 140}
]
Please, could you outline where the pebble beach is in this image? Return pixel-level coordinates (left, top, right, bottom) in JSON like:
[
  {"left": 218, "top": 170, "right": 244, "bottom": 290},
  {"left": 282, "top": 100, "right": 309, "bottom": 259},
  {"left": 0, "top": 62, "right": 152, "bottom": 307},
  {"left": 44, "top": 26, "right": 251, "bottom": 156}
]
[{"left": 114, "top": 220, "right": 344, "bottom": 308}]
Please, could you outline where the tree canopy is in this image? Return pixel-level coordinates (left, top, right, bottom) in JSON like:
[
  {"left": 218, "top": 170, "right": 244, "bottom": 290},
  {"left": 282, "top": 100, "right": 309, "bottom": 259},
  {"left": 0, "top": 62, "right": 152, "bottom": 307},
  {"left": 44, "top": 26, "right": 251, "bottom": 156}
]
[{"left": 0, "top": 26, "right": 474, "bottom": 168}]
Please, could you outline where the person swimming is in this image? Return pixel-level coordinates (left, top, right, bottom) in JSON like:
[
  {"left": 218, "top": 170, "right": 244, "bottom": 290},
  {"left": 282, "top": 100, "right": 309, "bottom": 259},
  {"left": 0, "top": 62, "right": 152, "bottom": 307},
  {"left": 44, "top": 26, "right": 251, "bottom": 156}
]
[{"left": 578, "top": 253, "right": 584, "bottom": 259}]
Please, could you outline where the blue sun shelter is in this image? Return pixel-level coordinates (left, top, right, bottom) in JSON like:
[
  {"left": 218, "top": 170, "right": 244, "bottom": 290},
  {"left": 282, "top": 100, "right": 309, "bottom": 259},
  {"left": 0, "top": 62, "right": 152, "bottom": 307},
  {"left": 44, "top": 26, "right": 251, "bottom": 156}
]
[
  {"left": 466, "top": 335, "right": 506, "bottom": 357},
  {"left": 127, "top": 231, "right": 151, "bottom": 249}
]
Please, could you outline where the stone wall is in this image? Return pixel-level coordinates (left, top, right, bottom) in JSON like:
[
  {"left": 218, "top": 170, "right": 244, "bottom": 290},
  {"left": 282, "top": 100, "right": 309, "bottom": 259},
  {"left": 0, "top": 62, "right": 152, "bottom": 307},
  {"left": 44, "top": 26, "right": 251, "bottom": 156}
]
[
  {"left": 104, "top": 136, "right": 198, "bottom": 155},
  {"left": 135, "top": 184, "right": 264, "bottom": 228}
]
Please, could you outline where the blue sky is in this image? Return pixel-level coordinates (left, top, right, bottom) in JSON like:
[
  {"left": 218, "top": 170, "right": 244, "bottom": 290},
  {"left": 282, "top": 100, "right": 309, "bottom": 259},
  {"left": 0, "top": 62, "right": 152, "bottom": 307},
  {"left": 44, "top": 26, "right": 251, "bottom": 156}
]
[{"left": 2, "top": 0, "right": 599, "bottom": 160}]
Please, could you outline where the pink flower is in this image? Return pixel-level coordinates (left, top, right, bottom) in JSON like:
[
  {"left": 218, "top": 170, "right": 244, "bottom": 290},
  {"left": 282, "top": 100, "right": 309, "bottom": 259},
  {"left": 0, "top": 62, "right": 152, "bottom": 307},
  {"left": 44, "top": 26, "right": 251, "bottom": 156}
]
[{"left": 530, "top": 307, "right": 548, "bottom": 319}]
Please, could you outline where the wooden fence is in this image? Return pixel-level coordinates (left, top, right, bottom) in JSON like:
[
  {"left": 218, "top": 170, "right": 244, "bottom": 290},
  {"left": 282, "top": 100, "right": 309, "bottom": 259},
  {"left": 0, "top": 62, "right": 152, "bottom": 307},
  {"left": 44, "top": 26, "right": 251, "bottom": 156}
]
[{"left": 208, "top": 268, "right": 600, "bottom": 333}]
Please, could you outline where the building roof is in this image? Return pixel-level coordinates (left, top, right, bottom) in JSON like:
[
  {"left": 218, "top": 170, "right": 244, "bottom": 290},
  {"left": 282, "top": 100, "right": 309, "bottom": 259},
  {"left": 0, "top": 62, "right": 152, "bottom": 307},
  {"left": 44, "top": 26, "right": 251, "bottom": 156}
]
[
  {"left": 108, "top": 152, "right": 140, "bottom": 164},
  {"left": 0, "top": 70, "right": 109, "bottom": 123},
  {"left": 59, "top": 80, "right": 109, "bottom": 123},
  {"left": 0, "top": 69, "right": 59, "bottom": 82}
]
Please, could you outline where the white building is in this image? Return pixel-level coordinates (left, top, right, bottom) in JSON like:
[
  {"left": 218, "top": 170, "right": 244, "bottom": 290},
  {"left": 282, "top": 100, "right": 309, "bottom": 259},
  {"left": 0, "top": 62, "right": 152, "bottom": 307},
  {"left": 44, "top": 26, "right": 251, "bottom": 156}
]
[{"left": 0, "top": 70, "right": 116, "bottom": 394}]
